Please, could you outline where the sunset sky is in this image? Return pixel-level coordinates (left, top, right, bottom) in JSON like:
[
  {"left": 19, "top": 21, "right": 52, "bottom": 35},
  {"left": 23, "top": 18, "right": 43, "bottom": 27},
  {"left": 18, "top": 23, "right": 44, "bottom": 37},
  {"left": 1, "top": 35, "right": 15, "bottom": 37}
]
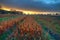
[{"left": 0, "top": 0, "right": 60, "bottom": 12}]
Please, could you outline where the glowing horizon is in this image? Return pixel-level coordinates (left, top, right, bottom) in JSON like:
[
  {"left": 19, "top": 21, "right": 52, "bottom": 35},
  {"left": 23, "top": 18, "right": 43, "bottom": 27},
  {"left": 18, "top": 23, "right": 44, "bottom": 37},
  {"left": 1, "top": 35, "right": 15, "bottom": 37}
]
[
  {"left": 0, "top": 6, "right": 42, "bottom": 14},
  {"left": 0, "top": 6, "right": 59, "bottom": 15}
]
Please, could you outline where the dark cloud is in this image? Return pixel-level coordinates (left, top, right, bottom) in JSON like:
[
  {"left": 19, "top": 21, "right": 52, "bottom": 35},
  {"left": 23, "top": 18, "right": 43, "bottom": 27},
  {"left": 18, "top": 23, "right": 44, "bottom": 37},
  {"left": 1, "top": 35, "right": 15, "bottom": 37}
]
[{"left": 0, "top": 0, "right": 60, "bottom": 12}]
